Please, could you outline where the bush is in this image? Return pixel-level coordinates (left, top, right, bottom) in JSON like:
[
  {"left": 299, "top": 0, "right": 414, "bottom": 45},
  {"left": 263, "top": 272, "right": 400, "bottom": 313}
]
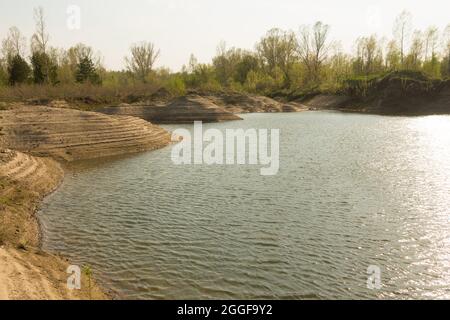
[
  {"left": 164, "top": 75, "right": 186, "bottom": 96},
  {"left": 8, "top": 55, "right": 31, "bottom": 85}
]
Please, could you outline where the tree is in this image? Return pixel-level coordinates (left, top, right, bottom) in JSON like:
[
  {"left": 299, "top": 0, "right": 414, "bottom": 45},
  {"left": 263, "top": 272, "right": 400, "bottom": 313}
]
[
  {"left": 0, "top": 59, "right": 8, "bottom": 85},
  {"left": 443, "top": 25, "right": 450, "bottom": 77},
  {"left": 76, "top": 55, "right": 101, "bottom": 84},
  {"left": 393, "top": 10, "right": 412, "bottom": 67},
  {"left": 1, "top": 27, "right": 26, "bottom": 62},
  {"left": 423, "top": 26, "right": 439, "bottom": 61},
  {"left": 7, "top": 54, "right": 31, "bottom": 85},
  {"left": 234, "top": 52, "right": 259, "bottom": 84},
  {"left": 297, "top": 22, "right": 332, "bottom": 84},
  {"left": 56, "top": 43, "right": 102, "bottom": 84},
  {"left": 353, "top": 35, "right": 384, "bottom": 75},
  {"left": 31, "top": 7, "right": 53, "bottom": 84},
  {"left": 31, "top": 51, "right": 58, "bottom": 84},
  {"left": 31, "top": 7, "right": 49, "bottom": 54},
  {"left": 213, "top": 43, "right": 242, "bottom": 86},
  {"left": 125, "top": 42, "right": 160, "bottom": 82},
  {"left": 406, "top": 30, "right": 424, "bottom": 70},
  {"left": 385, "top": 40, "right": 401, "bottom": 71},
  {"left": 256, "top": 28, "right": 298, "bottom": 87}
]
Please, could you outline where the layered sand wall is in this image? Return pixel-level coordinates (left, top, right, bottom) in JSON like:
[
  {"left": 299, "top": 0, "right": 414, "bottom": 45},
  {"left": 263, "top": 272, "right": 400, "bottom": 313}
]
[
  {"left": 97, "top": 93, "right": 308, "bottom": 123},
  {"left": 203, "top": 93, "right": 308, "bottom": 113},
  {"left": 98, "top": 94, "right": 242, "bottom": 124},
  {"left": 0, "top": 105, "right": 171, "bottom": 161}
]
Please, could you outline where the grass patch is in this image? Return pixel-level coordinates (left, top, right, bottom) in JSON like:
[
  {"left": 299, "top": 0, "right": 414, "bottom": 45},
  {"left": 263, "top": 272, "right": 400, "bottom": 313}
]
[{"left": 0, "top": 82, "right": 176, "bottom": 109}]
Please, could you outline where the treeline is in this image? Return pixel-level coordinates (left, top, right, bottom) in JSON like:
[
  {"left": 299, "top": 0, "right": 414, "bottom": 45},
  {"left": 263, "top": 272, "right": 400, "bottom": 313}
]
[{"left": 1, "top": 8, "right": 449, "bottom": 100}]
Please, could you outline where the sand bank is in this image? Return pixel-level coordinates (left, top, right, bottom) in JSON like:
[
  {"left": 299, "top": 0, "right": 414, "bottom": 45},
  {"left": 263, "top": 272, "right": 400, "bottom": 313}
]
[{"left": 0, "top": 149, "right": 106, "bottom": 299}]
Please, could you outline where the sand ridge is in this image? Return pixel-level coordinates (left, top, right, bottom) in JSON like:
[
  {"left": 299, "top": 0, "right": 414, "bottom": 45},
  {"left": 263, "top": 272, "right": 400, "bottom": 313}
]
[
  {"left": 98, "top": 93, "right": 308, "bottom": 123},
  {"left": 0, "top": 105, "right": 172, "bottom": 161},
  {"left": 98, "top": 94, "right": 243, "bottom": 124}
]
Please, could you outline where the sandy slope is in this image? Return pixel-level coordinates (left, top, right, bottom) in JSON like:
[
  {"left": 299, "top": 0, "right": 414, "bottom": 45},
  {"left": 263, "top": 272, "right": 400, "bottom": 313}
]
[
  {"left": 0, "top": 246, "right": 105, "bottom": 300},
  {"left": 98, "top": 94, "right": 243, "bottom": 124},
  {"left": 98, "top": 93, "right": 308, "bottom": 122},
  {"left": 0, "top": 105, "right": 171, "bottom": 161},
  {"left": 203, "top": 93, "right": 308, "bottom": 113},
  {"left": 0, "top": 149, "right": 107, "bottom": 300}
]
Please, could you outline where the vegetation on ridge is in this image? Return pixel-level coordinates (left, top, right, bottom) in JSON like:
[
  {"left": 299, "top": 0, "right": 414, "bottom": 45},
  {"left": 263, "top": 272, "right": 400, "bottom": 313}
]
[{"left": 0, "top": 7, "right": 449, "bottom": 104}]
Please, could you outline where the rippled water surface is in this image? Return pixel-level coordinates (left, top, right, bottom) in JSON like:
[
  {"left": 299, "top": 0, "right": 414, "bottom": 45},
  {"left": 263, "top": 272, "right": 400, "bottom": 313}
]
[{"left": 39, "top": 112, "right": 450, "bottom": 299}]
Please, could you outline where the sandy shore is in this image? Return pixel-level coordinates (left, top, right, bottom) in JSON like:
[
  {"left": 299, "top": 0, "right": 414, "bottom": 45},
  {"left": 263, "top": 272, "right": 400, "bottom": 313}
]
[{"left": 0, "top": 149, "right": 107, "bottom": 299}]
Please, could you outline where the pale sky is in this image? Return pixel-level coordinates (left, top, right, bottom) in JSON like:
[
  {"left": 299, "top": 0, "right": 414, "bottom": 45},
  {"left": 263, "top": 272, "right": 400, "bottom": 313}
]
[{"left": 0, "top": 0, "right": 449, "bottom": 71}]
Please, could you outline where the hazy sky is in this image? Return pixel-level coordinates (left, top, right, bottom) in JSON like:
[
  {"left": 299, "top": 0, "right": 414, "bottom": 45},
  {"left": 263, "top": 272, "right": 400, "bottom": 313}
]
[{"left": 0, "top": 0, "right": 449, "bottom": 71}]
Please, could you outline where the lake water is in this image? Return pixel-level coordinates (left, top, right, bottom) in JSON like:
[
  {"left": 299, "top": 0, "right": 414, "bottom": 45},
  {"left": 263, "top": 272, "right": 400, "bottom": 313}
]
[{"left": 39, "top": 112, "right": 450, "bottom": 299}]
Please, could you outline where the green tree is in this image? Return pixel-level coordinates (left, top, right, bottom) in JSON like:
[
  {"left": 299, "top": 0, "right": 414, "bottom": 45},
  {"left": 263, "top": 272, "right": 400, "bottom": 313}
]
[
  {"left": 234, "top": 52, "right": 259, "bottom": 84},
  {"left": 76, "top": 55, "right": 101, "bottom": 84},
  {"left": 31, "top": 51, "right": 58, "bottom": 84},
  {"left": 256, "top": 28, "right": 298, "bottom": 88},
  {"left": 7, "top": 54, "right": 31, "bottom": 85}
]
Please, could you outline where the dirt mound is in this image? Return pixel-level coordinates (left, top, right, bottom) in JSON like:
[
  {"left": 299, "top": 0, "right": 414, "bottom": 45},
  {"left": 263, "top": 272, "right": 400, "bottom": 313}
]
[
  {"left": 99, "top": 94, "right": 242, "bottom": 124},
  {"left": 204, "top": 93, "right": 308, "bottom": 113},
  {"left": 0, "top": 105, "right": 171, "bottom": 161}
]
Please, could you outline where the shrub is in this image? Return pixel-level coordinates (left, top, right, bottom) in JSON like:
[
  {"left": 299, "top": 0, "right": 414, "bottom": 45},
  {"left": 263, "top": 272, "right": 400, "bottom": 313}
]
[{"left": 8, "top": 55, "right": 31, "bottom": 85}]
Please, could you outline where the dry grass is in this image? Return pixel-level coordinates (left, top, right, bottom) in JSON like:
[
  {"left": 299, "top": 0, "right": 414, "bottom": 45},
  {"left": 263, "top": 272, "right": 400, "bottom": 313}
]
[{"left": 0, "top": 83, "right": 162, "bottom": 109}]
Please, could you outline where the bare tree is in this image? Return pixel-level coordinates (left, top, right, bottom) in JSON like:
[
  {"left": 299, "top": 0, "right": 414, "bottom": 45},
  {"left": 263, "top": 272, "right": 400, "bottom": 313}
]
[
  {"left": 444, "top": 25, "right": 450, "bottom": 75},
  {"left": 297, "top": 21, "right": 332, "bottom": 83},
  {"left": 445, "top": 25, "right": 450, "bottom": 58},
  {"left": 125, "top": 42, "right": 160, "bottom": 82},
  {"left": 31, "top": 6, "right": 49, "bottom": 54},
  {"left": 1, "top": 26, "right": 26, "bottom": 60},
  {"left": 393, "top": 10, "right": 412, "bottom": 67},
  {"left": 385, "top": 40, "right": 401, "bottom": 70},
  {"left": 355, "top": 35, "right": 383, "bottom": 75},
  {"left": 423, "top": 26, "right": 439, "bottom": 61},
  {"left": 408, "top": 30, "right": 424, "bottom": 69}
]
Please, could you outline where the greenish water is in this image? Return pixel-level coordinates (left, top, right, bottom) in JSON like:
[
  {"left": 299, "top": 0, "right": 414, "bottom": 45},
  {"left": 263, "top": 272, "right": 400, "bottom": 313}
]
[{"left": 39, "top": 112, "right": 450, "bottom": 299}]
